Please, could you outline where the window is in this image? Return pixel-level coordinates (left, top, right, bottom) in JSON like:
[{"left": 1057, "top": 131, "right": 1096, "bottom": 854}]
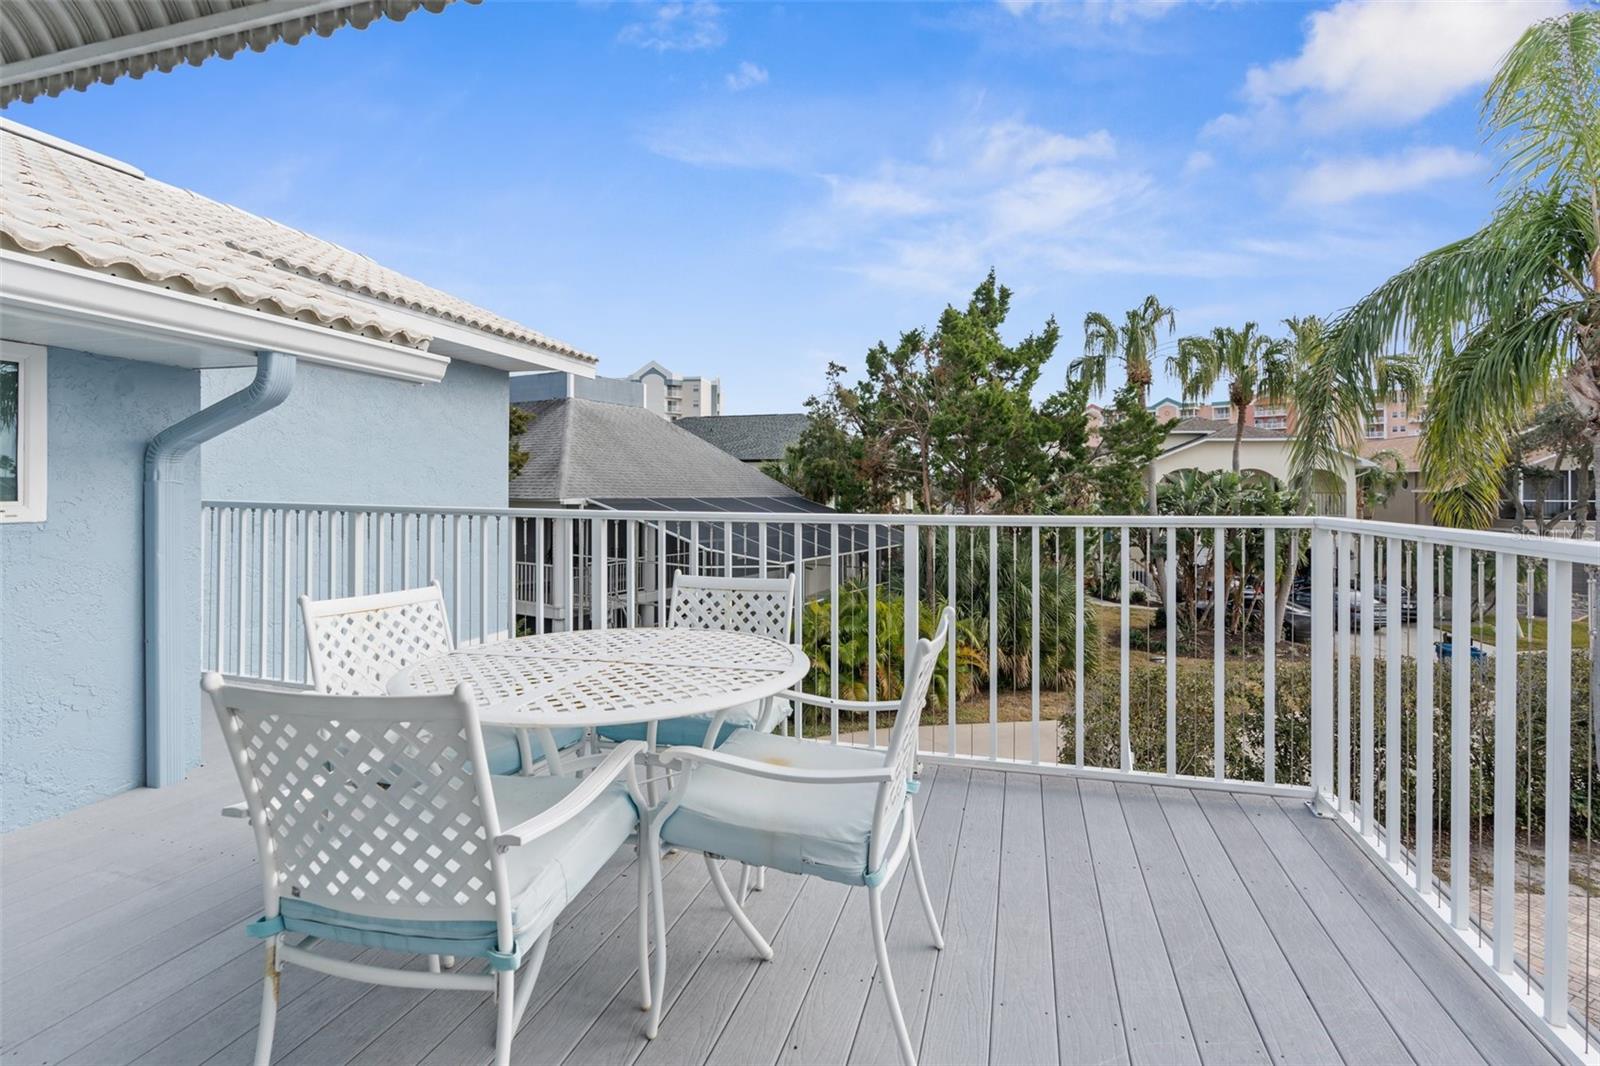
[
  {"left": 1179, "top": 404, "right": 1199, "bottom": 419},
  {"left": 1212, "top": 404, "right": 1231, "bottom": 420},
  {"left": 0, "top": 341, "right": 46, "bottom": 522}
]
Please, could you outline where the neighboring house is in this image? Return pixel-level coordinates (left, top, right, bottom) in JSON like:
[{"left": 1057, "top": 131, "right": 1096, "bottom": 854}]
[
  {"left": 507, "top": 398, "right": 842, "bottom": 628},
  {"left": 0, "top": 109, "right": 592, "bottom": 826},
  {"left": 1363, "top": 436, "right": 1433, "bottom": 525},
  {"left": 677, "top": 412, "right": 810, "bottom": 466},
  {"left": 1152, "top": 418, "right": 1359, "bottom": 516},
  {"left": 629, "top": 360, "right": 721, "bottom": 420}
]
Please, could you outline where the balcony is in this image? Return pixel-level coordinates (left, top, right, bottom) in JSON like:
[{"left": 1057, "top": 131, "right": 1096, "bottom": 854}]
[{"left": 5, "top": 502, "right": 1598, "bottom": 1065}]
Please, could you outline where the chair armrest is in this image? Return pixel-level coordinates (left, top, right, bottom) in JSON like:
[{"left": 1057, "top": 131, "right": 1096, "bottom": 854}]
[
  {"left": 778, "top": 690, "right": 900, "bottom": 713},
  {"left": 494, "top": 740, "right": 646, "bottom": 851},
  {"left": 658, "top": 745, "right": 893, "bottom": 786},
  {"left": 221, "top": 802, "right": 248, "bottom": 819}
]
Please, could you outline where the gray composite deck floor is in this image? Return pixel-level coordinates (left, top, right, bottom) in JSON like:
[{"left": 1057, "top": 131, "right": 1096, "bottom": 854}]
[{"left": 0, "top": 722, "right": 1569, "bottom": 1066}]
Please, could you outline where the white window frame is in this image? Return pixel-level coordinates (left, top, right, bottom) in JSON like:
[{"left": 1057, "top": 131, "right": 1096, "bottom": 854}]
[{"left": 0, "top": 340, "right": 47, "bottom": 523}]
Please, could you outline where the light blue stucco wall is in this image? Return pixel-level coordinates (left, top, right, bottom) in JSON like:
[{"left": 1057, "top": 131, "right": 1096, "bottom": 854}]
[
  {"left": 1, "top": 351, "right": 508, "bottom": 831},
  {"left": 1, "top": 348, "right": 200, "bottom": 831},
  {"left": 201, "top": 359, "right": 508, "bottom": 507}
]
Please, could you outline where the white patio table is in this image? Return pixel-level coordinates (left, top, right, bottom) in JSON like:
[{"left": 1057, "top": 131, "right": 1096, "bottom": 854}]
[{"left": 386, "top": 627, "right": 810, "bottom": 773}]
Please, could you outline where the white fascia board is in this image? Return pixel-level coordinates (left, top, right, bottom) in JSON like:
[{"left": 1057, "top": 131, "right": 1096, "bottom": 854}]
[
  {"left": 0, "top": 252, "right": 448, "bottom": 383},
  {"left": 331, "top": 285, "right": 596, "bottom": 376}
]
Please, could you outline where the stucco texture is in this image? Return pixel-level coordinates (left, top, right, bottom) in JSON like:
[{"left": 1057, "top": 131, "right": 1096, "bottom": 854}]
[
  {"left": 200, "top": 359, "right": 509, "bottom": 507},
  {"left": 1, "top": 348, "right": 200, "bottom": 830}
]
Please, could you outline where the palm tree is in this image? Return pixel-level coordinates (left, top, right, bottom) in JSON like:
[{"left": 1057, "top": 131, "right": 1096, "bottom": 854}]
[
  {"left": 1325, "top": 10, "right": 1599, "bottom": 529},
  {"left": 1168, "top": 322, "right": 1292, "bottom": 473},
  {"left": 1074, "top": 295, "right": 1176, "bottom": 406},
  {"left": 1073, "top": 295, "right": 1177, "bottom": 512}
]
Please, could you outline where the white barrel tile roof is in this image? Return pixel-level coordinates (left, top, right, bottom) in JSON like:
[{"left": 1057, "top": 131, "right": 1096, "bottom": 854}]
[{"left": 0, "top": 125, "right": 593, "bottom": 360}]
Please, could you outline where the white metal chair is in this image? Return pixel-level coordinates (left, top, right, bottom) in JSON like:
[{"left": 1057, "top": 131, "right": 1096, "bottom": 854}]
[
  {"left": 205, "top": 674, "right": 655, "bottom": 1066},
  {"left": 597, "top": 573, "right": 797, "bottom": 749},
  {"left": 300, "top": 583, "right": 585, "bottom": 772},
  {"left": 640, "top": 606, "right": 953, "bottom": 1066}
]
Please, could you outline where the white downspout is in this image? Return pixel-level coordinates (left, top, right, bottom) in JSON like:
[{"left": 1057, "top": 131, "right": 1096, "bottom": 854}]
[{"left": 144, "top": 351, "right": 295, "bottom": 786}]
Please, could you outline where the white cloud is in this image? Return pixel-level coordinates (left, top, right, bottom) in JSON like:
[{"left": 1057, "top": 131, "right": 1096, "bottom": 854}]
[
  {"left": 725, "top": 61, "right": 768, "bottom": 91},
  {"left": 1182, "top": 149, "right": 1214, "bottom": 176},
  {"left": 618, "top": 2, "right": 726, "bottom": 52},
  {"left": 999, "top": 0, "right": 1179, "bottom": 26},
  {"left": 1214, "top": 0, "right": 1568, "bottom": 132},
  {"left": 1290, "top": 145, "right": 1484, "bottom": 205}
]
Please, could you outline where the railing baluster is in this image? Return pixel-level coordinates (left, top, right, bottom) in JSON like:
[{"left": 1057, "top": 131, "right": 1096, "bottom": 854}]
[
  {"left": 1545, "top": 557, "right": 1573, "bottom": 1025},
  {"left": 1032, "top": 526, "right": 1041, "bottom": 765},
  {"left": 903, "top": 522, "right": 919, "bottom": 752},
  {"left": 1339, "top": 531, "right": 1353, "bottom": 813},
  {"left": 278, "top": 509, "right": 291, "bottom": 681},
  {"left": 989, "top": 524, "right": 999, "bottom": 762},
  {"left": 1360, "top": 533, "right": 1375, "bottom": 837},
  {"left": 1386, "top": 537, "right": 1403, "bottom": 863},
  {"left": 1493, "top": 551, "right": 1518, "bottom": 974},
  {"left": 590, "top": 516, "right": 606, "bottom": 631},
  {"left": 1265, "top": 527, "right": 1276, "bottom": 787},
  {"left": 829, "top": 519, "right": 839, "bottom": 743},
  {"left": 626, "top": 520, "right": 637, "bottom": 628},
  {"left": 1310, "top": 524, "right": 1333, "bottom": 803},
  {"left": 869, "top": 523, "right": 882, "bottom": 747},
  {"left": 723, "top": 520, "right": 733, "bottom": 578},
  {"left": 1165, "top": 526, "right": 1177, "bottom": 777},
  {"left": 1416, "top": 541, "right": 1434, "bottom": 896},
  {"left": 481, "top": 515, "right": 493, "bottom": 640},
  {"left": 791, "top": 519, "right": 801, "bottom": 738},
  {"left": 1451, "top": 545, "right": 1472, "bottom": 931},
  {"left": 1213, "top": 526, "right": 1225, "bottom": 781},
  {"left": 1120, "top": 525, "right": 1131, "bottom": 773},
  {"left": 1075, "top": 526, "right": 1085, "bottom": 769},
  {"left": 233, "top": 508, "right": 245, "bottom": 676},
  {"left": 947, "top": 524, "right": 957, "bottom": 758}
]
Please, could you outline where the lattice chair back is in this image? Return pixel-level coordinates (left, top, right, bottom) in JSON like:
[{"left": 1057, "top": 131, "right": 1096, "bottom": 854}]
[
  {"left": 667, "top": 574, "right": 795, "bottom": 642},
  {"left": 204, "top": 675, "right": 513, "bottom": 930},
  {"left": 870, "top": 607, "right": 953, "bottom": 870},
  {"left": 300, "top": 583, "right": 456, "bottom": 696}
]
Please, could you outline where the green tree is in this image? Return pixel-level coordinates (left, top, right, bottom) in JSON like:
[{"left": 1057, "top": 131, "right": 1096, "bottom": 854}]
[
  {"left": 1168, "top": 322, "right": 1292, "bottom": 473},
  {"left": 509, "top": 404, "right": 531, "bottom": 479},
  {"left": 1091, "top": 382, "right": 1171, "bottom": 515},
  {"left": 927, "top": 273, "right": 1058, "bottom": 514},
  {"left": 766, "top": 363, "right": 894, "bottom": 512},
  {"left": 1327, "top": 11, "right": 1600, "bottom": 529}
]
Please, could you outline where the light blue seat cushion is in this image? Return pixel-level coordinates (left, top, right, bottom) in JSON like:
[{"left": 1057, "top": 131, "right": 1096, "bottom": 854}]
[
  {"left": 267, "top": 773, "right": 636, "bottom": 963},
  {"left": 596, "top": 697, "right": 790, "bottom": 749},
  {"left": 597, "top": 717, "right": 742, "bottom": 748},
  {"left": 484, "top": 726, "right": 586, "bottom": 775},
  {"left": 659, "top": 731, "right": 890, "bottom": 886}
]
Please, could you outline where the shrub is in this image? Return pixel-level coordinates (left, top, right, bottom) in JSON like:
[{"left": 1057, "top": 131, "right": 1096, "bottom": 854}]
[{"left": 1063, "top": 651, "right": 1595, "bottom": 837}]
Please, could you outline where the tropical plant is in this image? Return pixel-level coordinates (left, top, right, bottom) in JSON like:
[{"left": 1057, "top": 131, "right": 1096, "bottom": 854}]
[
  {"left": 1168, "top": 322, "right": 1292, "bottom": 473},
  {"left": 1326, "top": 11, "right": 1600, "bottom": 529},
  {"left": 1358, "top": 447, "right": 1407, "bottom": 518},
  {"left": 1073, "top": 295, "right": 1176, "bottom": 407},
  {"left": 1156, "top": 469, "right": 1300, "bottom": 636},
  {"left": 795, "top": 584, "right": 986, "bottom": 705}
]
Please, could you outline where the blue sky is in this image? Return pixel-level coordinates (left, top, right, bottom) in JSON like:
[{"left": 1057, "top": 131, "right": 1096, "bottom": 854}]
[{"left": 12, "top": 0, "right": 1569, "bottom": 410}]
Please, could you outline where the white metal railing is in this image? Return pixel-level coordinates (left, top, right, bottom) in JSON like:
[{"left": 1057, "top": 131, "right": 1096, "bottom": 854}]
[{"left": 200, "top": 500, "right": 1600, "bottom": 1058}]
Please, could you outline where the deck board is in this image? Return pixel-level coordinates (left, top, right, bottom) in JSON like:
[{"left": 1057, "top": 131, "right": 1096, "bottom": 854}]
[
  {"left": 0, "top": 725, "right": 1566, "bottom": 1066},
  {"left": 1117, "top": 784, "right": 1270, "bottom": 1065}
]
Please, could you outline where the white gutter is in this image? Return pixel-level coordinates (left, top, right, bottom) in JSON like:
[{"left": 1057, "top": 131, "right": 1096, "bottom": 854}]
[{"left": 144, "top": 351, "right": 296, "bottom": 787}]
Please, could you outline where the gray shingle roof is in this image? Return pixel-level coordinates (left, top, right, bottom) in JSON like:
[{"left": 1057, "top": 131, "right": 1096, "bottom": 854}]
[
  {"left": 510, "top": 398, "right": 806, "bottom": 503},
  {"left": 676, "top": 413, "right": 810, "bottom": 462}
]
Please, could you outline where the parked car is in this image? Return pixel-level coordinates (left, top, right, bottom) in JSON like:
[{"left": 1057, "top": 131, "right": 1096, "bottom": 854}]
[{"left": 1290, "top": 580, "right": 1387, "bottom": 627}]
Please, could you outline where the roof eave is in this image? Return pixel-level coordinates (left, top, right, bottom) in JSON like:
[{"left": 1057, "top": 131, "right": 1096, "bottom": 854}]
[{"left": 0, "top": 250, "right": 449, "bottom": 382}]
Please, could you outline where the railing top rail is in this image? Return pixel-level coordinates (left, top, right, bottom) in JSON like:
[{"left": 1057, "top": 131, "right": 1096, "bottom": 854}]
[
  {"left": 202, "top": 499, "right": 1316, "bottom": 529},
  {"left": 1313, "top": 515, "right": 1600, "bottom": 564},
  {"left": 200, "top": 499, "right": 1600, "bottom": 562}
]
